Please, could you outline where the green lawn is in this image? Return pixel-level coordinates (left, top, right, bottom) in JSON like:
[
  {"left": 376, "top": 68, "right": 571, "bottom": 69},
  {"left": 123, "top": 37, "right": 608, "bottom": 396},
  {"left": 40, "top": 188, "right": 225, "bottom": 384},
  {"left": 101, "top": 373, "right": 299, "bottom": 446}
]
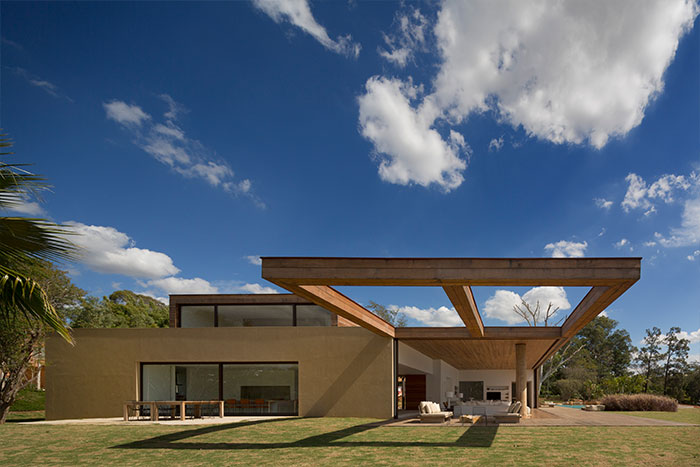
[
  {"left": 617, "top": 407, "right": 700, "bottom": 425},
  {"left": 1, "top": 418, "right": 698, "bottom": 466},
  {"left": 9, "top": 388, "right": 45, "bottom": 412}
]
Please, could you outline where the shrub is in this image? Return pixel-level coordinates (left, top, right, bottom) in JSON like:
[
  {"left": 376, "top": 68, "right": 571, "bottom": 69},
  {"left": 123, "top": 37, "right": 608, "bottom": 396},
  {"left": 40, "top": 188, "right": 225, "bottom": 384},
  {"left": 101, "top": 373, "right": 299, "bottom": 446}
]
[{"left": 600, "top": 394, "right": 677, "bottom": 412}]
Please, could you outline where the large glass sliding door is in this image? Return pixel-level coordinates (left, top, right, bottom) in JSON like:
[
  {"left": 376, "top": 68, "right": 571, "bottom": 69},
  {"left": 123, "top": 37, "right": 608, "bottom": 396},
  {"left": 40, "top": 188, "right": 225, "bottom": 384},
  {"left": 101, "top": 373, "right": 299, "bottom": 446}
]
[
  {"left": 141, "top": 362, "right": 298, "bottom": 416},
  {"left": 223, "top": 363, "right": 298, "bottom": 416}
]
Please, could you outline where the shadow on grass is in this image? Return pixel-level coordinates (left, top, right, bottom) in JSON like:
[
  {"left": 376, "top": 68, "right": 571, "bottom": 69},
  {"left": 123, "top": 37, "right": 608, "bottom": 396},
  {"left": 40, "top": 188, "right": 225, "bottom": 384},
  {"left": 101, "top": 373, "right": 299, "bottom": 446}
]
[{"left": 112, "top": 418, "right": 498, "bottom": 451}]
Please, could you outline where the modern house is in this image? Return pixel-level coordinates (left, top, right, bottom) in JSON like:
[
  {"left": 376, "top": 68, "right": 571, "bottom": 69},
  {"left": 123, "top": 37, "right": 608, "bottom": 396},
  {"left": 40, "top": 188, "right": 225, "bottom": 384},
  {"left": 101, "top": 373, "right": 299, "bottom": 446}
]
[{"left": 45, "top": 257, "right": 640, "bottom": 420}]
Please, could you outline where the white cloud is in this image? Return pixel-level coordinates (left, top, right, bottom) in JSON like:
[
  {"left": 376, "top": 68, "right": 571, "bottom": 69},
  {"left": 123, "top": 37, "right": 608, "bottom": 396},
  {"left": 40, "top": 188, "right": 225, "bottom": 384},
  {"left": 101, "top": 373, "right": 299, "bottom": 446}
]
[
  {"left": 5, "top": 199, "right": 46, "bottom": 216},
  {"left": 245, "top": 255, "right": 262, "bottom": 266},
  {"left": 615, "top": 238, "right": 630, "bottom": 248},
  {"left": 11, "top": 67, "right": 73, "bottom": 102},
  {"left": 379, "top": 7, "right": 429, "bottom": 67},
  {"left": 622, "top": 173, "right": 691, "bottom": 213},
  {"left": 484, "top": 286, "right": 571, "bottom": 325},
  {"left": 677, "top": 328, "right": 700, "bottom": 343},
  {"left": 488, "top": 136, "right": 504, "bottom": 152},
  {"left": 104, "top": 96, "right": 262, "bottom": 206},
  {"left": 595, "top": 198, "right": 613, "bottom": 210},
  {"left": 544, "top": 240, "right": 587, "bottom": 258},
  {"left": 235, "top": 283, "right": 279, "bottom": 294},
  {"left": 599, "top": 310, "right": 609, "bottom": 318},
  {"left": 67, "top": 222, "right": 180, "bottom": 279},
  {"left": 658, "top": 187, "right": 700, "bottom": 247},
  {"left": 253, "top": 0, "right": 360, "bottom": 58},
  {"left": 688, "top": 250, "right": 700, "bottom": 261},
  {"left": 104, "top": 100, "right": 150, "bottom": 126},
  {"left": 393, "top": 305, "right": 463, "bottom": 327},
  {"left": 358, "top": 76, "right": 468, "bottom": 191},
  {"left": 147, "top": 277, "right": 218, "bottom": 295},
  {"left": 431, "top": 1, "right": 698, "bottom": 148},
  {"left": 358, "top": 1, "right": 697, "bottom": 190},
  {"left": 644, "top": 241, "right": 657, "bottom": 247}
]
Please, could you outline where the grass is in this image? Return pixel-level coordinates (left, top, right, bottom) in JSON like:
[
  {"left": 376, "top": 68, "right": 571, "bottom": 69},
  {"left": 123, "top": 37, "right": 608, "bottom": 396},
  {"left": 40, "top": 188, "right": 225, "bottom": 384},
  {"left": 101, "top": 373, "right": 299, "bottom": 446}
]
[
  {"left": 9, "top": 388, "right": 45, "bottom": 412},
  {"left": 1, "top": 417, "right": 699, "bottom": 466},
  {"left": 618, "top": 407, "right": 700, "bottom": 425}
]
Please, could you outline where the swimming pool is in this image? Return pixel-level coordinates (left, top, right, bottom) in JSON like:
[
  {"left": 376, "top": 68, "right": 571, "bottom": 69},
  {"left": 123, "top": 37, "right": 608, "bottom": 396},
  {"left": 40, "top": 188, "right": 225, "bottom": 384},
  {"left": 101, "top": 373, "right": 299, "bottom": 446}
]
[{"left": 557, "top": 404, "right": 586, "bottom": 409}]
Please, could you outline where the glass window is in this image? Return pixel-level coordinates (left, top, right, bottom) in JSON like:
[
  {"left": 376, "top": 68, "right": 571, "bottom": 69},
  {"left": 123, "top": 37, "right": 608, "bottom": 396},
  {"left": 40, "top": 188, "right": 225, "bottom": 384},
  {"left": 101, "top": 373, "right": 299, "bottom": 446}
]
[
  {"left": 142, "top": 364, "right": 219, "bottom": 401},
  {"left": 218, "top": 305, "right": 293, "bottom": 327},
  {"left": 223, "top": 363, "right": 298, "bottom": 415},
  {"left": 296, "top": 305, "right": 332, "bottom": 326},
  {"left": 180, "top": 306, "right": 215, "bottom": 328}
]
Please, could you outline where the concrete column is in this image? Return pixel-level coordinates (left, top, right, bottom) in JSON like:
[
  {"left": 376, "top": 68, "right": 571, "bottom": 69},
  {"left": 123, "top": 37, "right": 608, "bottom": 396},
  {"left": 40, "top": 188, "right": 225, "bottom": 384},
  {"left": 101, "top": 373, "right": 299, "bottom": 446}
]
[{"left": 515, "top": 343, "right": 528, "bottom": 418}]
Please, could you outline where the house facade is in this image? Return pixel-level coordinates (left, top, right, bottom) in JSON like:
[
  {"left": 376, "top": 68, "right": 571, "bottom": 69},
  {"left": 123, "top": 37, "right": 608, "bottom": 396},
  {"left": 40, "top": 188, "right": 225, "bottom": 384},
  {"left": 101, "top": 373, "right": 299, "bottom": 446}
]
[{"left": 45, "top": 257, "right": 639, "bottom": 420}]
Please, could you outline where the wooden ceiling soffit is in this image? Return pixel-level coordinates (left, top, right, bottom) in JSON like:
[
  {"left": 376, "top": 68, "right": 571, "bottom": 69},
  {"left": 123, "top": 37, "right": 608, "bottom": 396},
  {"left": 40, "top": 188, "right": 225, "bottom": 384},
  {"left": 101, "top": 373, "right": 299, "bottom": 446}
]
[
  {"left": 271, "top": 282, "right": 395, "bottom": 338},
  {"left": 443, "top": 285, "right": 484, "bottom": 337},
  {"left": 261, "top": 257, "right": 641, "bottom": 286},
  {"left": 395, "top": 326, "right": 561, "bottom": 340}
]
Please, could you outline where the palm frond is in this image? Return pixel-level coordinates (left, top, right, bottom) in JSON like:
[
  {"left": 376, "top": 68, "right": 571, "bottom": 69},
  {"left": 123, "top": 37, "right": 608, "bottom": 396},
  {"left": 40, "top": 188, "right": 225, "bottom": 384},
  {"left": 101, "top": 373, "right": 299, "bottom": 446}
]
[
  {"left": 0, "top": 217, "right": 77, "bottom": 263},
  {"left": 0, "top": 264, "right": 73, "bottom": 343}
]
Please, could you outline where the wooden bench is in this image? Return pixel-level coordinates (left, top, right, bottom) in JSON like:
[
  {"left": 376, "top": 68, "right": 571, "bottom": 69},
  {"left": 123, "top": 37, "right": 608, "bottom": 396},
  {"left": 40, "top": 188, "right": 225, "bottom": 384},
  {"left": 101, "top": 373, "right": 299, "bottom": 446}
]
[{"left": 124, "top": 400, "right": 224, "bottom": 421}]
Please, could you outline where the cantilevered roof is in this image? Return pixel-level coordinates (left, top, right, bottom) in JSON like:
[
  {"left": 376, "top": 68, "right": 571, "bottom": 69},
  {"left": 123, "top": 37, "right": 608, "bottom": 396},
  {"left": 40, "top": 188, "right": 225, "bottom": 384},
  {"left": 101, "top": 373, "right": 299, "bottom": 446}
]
[{"left": 261, "top": 257, "right": 640, "bottom": 369}]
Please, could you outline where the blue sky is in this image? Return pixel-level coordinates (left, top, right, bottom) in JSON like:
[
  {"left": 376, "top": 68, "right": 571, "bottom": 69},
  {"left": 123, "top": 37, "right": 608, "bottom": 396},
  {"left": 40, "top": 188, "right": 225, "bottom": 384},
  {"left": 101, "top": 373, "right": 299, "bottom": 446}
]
[{"left": 2, "top": 1, "right": 699, "bottom": 359}]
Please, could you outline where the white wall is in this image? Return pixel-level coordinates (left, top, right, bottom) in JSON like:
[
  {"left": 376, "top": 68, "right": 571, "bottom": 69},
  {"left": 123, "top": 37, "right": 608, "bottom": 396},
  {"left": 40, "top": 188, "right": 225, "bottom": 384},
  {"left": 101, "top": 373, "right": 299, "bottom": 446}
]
[
  {"left": 458, "top": 369, "right": 533, "bottom": 402},
  {"left": 398, "top": 342, "right": 434, "bottom": 374}
]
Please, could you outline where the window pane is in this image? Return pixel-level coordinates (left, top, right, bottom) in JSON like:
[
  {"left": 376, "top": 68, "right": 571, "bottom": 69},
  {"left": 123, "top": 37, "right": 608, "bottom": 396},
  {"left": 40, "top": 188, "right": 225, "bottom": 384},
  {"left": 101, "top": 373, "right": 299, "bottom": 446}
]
[
  {"left": 223, "top": 363, "right": 298, "bottom": 415},
  {"left": 180, "top": 306, "right": 215, "bottom": 328},
  {"left": 142, "top": 364, "right": 218, "bottom": 401},
  {"left": 296, "top": 305, "right": 332, "bottom": 326},
  {"left": 218, "top": 305, "right": 293, "bottom": 327}
]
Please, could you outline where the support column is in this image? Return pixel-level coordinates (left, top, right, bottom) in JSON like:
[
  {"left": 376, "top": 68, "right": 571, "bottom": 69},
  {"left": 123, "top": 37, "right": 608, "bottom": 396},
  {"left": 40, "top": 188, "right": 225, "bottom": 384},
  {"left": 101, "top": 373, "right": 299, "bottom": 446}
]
[{"left": 515, "top": 343, "right": 528, "bottom": 418}]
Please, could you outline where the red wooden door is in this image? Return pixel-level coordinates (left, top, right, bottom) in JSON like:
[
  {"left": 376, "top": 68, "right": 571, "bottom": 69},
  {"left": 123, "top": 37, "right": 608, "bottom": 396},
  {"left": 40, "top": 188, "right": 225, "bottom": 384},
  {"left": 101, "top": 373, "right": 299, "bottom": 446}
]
[{"left": 404, "top": 374, "right": 426, "bottom": 411}]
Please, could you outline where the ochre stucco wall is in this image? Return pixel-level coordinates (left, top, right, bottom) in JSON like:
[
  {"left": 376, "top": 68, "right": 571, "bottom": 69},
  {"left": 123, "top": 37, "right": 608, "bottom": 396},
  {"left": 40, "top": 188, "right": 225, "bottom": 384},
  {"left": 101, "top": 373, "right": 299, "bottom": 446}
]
[{"left": 45, "top": 327, "right": 393, "bottom": 420}]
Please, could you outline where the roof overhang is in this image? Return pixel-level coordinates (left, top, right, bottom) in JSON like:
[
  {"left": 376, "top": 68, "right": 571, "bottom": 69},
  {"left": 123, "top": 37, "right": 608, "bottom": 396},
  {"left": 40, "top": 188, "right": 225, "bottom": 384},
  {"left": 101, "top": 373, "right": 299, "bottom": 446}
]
[{"left": 262, "top": 257, "right": 640, "bottom": 369}]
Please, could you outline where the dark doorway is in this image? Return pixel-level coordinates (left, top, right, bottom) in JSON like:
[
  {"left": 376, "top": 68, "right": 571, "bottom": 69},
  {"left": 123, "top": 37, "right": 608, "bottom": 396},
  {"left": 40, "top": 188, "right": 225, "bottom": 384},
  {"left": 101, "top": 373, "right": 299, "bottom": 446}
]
[{"left": 403, "top": 374, "right": 426, "bottom": 411}]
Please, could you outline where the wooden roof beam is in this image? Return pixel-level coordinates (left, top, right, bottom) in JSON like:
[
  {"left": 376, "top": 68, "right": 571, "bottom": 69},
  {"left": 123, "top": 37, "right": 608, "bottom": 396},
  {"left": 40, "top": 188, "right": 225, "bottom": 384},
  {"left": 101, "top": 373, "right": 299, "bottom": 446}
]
[
  {"left": 443, "top": 285, "right": 484, "bottom": 337},
  {"left": 262, "top": 257, "right": 641, "bottom": 286},
  {"left": 269, "top": 282, "right": 395, "bottom": 338}
]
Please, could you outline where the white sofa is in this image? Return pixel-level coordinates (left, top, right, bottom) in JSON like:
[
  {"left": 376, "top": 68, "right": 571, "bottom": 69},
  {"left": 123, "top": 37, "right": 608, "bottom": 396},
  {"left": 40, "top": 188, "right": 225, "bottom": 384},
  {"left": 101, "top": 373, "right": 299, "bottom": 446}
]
[
  {"left": 418, "top": 401, "right": 453, "bottom": 423},
  {"left": 452, "top": 400, "right": 531, "bottom": 417}
]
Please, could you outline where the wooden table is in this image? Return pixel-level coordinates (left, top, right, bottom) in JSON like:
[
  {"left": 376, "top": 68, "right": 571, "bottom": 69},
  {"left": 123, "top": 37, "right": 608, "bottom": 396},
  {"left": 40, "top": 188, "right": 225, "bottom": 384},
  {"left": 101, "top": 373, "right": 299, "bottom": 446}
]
[
  {"left": 459, "top": 414, "right": 482, "bottom": 425},
  {"left": 124, "top": 400, "right": 224, "bottom": 421}
]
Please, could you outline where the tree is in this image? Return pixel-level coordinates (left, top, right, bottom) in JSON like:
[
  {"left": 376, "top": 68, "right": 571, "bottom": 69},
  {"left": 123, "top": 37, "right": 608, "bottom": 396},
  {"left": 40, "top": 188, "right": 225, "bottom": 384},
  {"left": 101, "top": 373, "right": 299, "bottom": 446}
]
[
  {"left": 0, "top": 134, "right": 76, "bottom": 341},
  {"left": 684, "top": 362, "right": 700, "bottom": 405},
  {"left": 636, "top": 327, "right": 665, "bottom": 393},
  {"left": 661, "top": 327, "right": 690, "bottom": 398},
  {"left": 366, "top": 301, "right": 407, "bottom": 327},
  {"left": 576, "top": 316, "right": 633, "bottom": 379},
  {"left": 0, "top": 260, "right": 84, "bottom": 423},
  {"left": 67, "top": 290, "right": 169, "bottom": 329}
]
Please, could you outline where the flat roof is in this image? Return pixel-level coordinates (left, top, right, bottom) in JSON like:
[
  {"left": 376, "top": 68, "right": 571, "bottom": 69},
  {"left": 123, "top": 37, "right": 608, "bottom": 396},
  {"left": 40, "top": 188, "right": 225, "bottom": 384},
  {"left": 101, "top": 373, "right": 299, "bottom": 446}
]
[{"left": 261, "top": 257, "right": 641, "bottom": 369}]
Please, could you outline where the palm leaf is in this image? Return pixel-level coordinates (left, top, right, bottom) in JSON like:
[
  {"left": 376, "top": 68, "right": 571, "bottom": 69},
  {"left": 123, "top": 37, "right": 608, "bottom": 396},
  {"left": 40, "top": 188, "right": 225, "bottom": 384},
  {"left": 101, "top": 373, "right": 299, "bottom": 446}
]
[
  {"left": 0, "top": 217, "right": 77, "bottom": 264},
  {"left": 0, "top": 264, "right": 73, "bottom": 342}
]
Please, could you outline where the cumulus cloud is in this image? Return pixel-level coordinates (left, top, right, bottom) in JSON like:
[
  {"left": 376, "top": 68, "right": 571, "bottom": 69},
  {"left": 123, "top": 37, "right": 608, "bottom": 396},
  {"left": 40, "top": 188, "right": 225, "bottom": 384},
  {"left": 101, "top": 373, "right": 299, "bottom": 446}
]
[
  {"left": 615, "top": 238, "right": 630, "bottom": 249},
  {"left": 245, "top": 255, "right": 262, "bottom": 266},
  {"left": 104, "top": 95, "right": 262, "bottom": 206},
  {"left": 484, "top": 286, "right": 571, "bottom": 325},
  {"left": 595, "top": 198, "right": 613, "bottom": 210},
  {"left": 11, "top": 67, "right": 73, "bottom": 102},
  {"left": 147, "top": 277, "right": 218, "bottom": 295},
  {"left": 379, "top": 7, "right": 429, "bottom": 67},
  {"left": 544, "top": 240, "right": 587, "bottom": 258},
  {"left": 358, "top": 0, "right": 697, "bottom": 191},
  {"left": 392, "top": 305, "right": 463, "bottom": 327},
  {"left": 677, "top": 327, "right": 700, "bottom": 343},
  {"left": 67, "top": 222, "right": 180, "bottom": 279},
  {"left": 621, "top": 173, "right": 691, "bottom": 214},
  {"left": 432, "top": 0, "right": 698, "bottom": 148},
  {"left": 658, "top": 189, "right": 700, "bottom": 247},
  {"left": 235, "top": 283, "right": 279, "bottom": 294},
  {"left": 688, "top": 250, "right": 700, "bottom": 261},
  {"left": 253, "top": 0, "right": 360, "bottom": 58},
  {"left": 358, "top": 77, "right": 468, "bottom": 191}
]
